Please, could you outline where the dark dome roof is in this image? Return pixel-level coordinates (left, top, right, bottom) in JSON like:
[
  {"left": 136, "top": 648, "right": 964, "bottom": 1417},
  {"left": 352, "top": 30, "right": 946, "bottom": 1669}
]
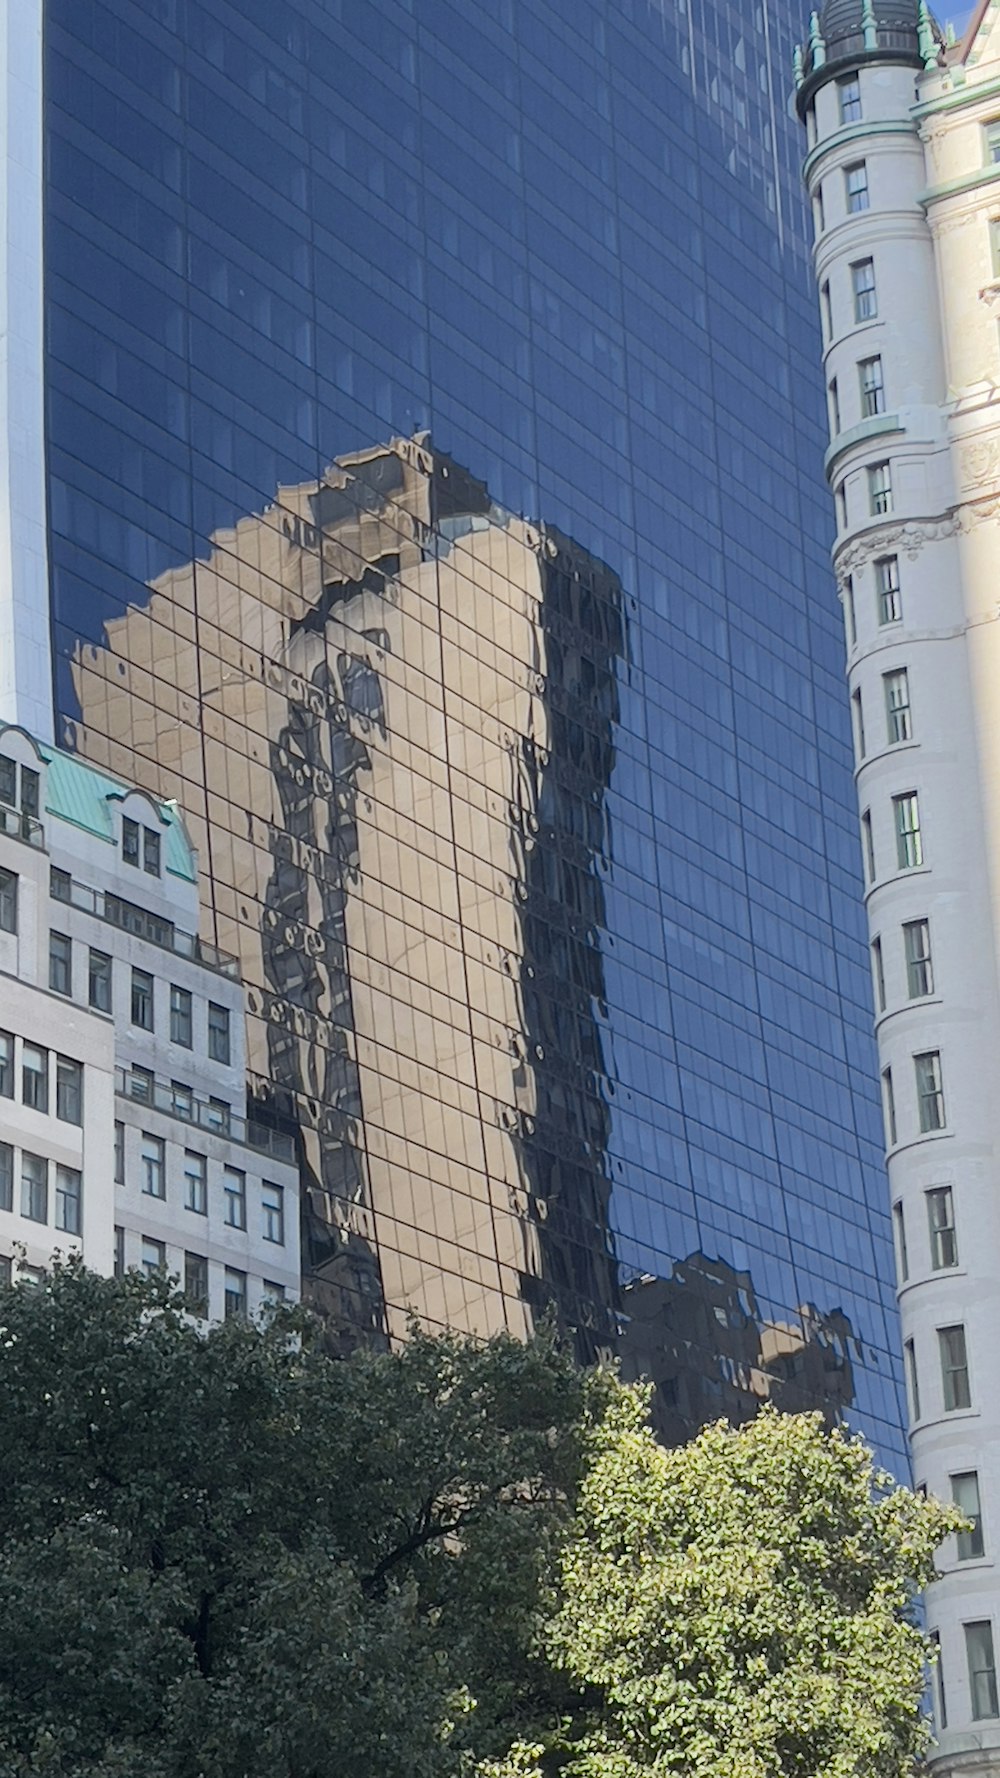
[{"left": 820, "top": 0, "right": 919, "bottom": 56}]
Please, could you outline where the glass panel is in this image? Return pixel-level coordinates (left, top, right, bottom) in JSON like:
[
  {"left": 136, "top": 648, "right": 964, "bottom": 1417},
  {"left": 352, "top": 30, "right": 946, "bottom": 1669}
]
[
  {"left": 894, "top": 793, "right": 922, "bottom": 869},
  {"left": 966, "top": 1622, "right": 998, "bottom": 1718},
  {"left": 903, "top": 919, "right": 933, "bottom": 997},
  {"left": 939, "top": 1324, "right": 971, "bottom": 1411},
  {"left": 928, "top": 1187, "right": 957, "bottom": 1269},
  {"left": 916, "top": 1051, "right": 946, "bottom": 1132}
]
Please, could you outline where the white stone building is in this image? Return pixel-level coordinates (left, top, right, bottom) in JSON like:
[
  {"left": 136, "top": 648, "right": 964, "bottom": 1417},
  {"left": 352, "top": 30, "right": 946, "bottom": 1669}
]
[
  {"left": 796, "top": 2, "right": 1000, "bottom": 1767},
  {"left": 0, "top": 720, "right": 299, "bottom": 1317}
]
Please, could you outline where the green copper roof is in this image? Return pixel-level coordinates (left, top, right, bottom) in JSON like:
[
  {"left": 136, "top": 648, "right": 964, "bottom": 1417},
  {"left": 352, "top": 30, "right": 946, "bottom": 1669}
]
[{"left": 40, "top": 745, "right": 196, "bottom": 883}]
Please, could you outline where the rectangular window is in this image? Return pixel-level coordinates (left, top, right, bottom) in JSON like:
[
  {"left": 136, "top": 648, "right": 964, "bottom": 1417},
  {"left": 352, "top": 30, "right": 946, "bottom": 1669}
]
[
  {"left": 50, "top": 865, "right": 71, "bottom": 903},
  {"left": 828, "top": 378, "right": 841, "bottom": 434},
  {"left": 223, "top": 1166, "right": 246, "bottom": 1230},
  {"left": 0, "top": 866, "right": 17, "bottom": 934},
  {"left": 207, "top": 1001, "right": 231, "bottom": 1064},
  {"left": 882, "top": 1066, "right": 897, "bottom": 1148},
  {"left": 839, "top": 73, "right": 862, "bottom": 122},
  {"left": 184, "top": 1251, "right": 209, "bottom": 1318},
  {"left": 953, "top": 1473, "right": 985, "bottom": 1561},
  {"left": 845, "top": 159, "right": 869, "bottom": 211},
  {"left": 141, "top": 1133, "right": 166, "bottom": 1199},
  {"left": 868, "top": 460, "right": 892, "bottom": 515},
  {"left": 56, "top": 1055, "right": 83, "bottom": 1126},
  {"left": 985, "top": 119, "right": 1000, "bottom": 164},
  {"left": 991, "top": 219, "right": 1000, "bottom": 279},
  {"left": 22, "top": 1043, "right": 48, "bottom": 1113},
  {"left": 0, "top": 756, "right": 14, "bottom": 807},
  {"left": 893, "top": 1200, "right": 908, "bottom": 1282},
  {"left": 20, "top": 1152, "right": 47, "bottom": 1223},
  {"left": 940, "top": 1324, "right": 971, "bottom": 1411},
  {"left": 129, "top": 1065, "right": 154, "bottom": 1105},
  {"left": 262, "top": 1181, "right": 285, "bottom": 1245},
  {"left": 884, "top": 668, "right": 912, "bottom": 743},
  {"left": 0, "top": 1254, "right": 10, "bottom": 1288},
  {"left": 0, "top": 1140, "right": 12, "bottom": 1213},
  {"left": 821, "top": 280, "right": 833, "bottom": 343},
  {"left": 813, "top": 188, "right": 825, "bottom": 237},
  {"left": 262, "top": 1280, "right": 286, "bottom": 1307},
  {"left": 852, "top": 257, "right": 877, "bottom": 321},
  {"left": 905, "top": 1335, "right": 920, "bottom": 1420},
  {"left": 862, "top": 809, "right": 876, "bottom": 882},
  {"left": 928, "top": 1185, "right": 958, "bottom": 1269},
  {"left": 0, "top": 1030, "right": 12, "bottom": 1098},
  {"left": 916, "top": 1050, "right": 946, "bottom": 1132},
  {"left": 131, "top": 968, "right": 154, "bottom": 1031},
  {"left": 893, "top": 792, "right": 923, "bottom": 869},
  {"left": 114, "top": 1225, "right": 124, "bottom": 1279},
  {"left": 20, "top": 768, "right": 38, "bottom": 819},
  {"left": 141, "top": 1236, "right": 166, "bottom": 1277},
  {"left": 836, "top": 482, "right": 848, "bottom": 530},
  {"left": 114, "top": 1120, "right": 125, "bottom": 1185},
  {"left": 852, "top": 687, "right": 866, "bottom": 760},
  {"left": 206, "top": 1097, "right": 231, "bottom": 1134},
  {"left": 859, "top": 354, "right": 885, "bottom": 417},
  {"left": 171, "top": 1080, "right": 194, "bottom": 1121},
  {"left": 876, "top": 556, "right": 901, "bottom": 623},
  {"left": 904, "top": 919, "right": 933, "bottom": 997},
  {"left": 224, "top": 1267, "right": 247, "bottom": 1320},
  {"left": 143, "top": 827, "right": 161, "bottom": 876},
  {"left": 184, "top": 1151, "right": 207, "bottom": 1216},
  {"left": 55, "top": 1165, "right": 82, "bottom": 1236},
  {"left": 931, "top": 1631, "right": 947, "bottom": 1730},
  {"left": 871, "top": 935, "right": 886, "bottom": 1012},
  {"left": 843, "top": 576, "right": 857, "bottom": 649},
  {"left": 170, "top": 984, "right": 193, "bottom": 1048},
  {"left": 966, "top": 1622, "right": 999, "bottom": 1719},
  {"left": 122, "top": 816, "right": 140, "bottom": 866},
  {"left": 49, "top": 931, "right": 72, "bottom": 996},
  {"left": 88, "top": 949, "right": 112, "bottom": 1013}
]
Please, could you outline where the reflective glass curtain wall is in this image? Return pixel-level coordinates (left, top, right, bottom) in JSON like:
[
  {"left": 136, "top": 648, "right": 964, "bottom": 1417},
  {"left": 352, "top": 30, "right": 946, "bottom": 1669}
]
[{"left": 44, "top": 0, "right": 906, "bottom": 1466}]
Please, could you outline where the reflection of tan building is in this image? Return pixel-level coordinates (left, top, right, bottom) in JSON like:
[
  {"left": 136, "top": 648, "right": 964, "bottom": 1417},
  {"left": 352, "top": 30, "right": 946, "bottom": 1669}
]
[
  {"left": 68, "top": 437, "right": 621, "bottom": 1349},
  {"left": 619, "top": 1257, "right": 855, "bottom": 1446}
]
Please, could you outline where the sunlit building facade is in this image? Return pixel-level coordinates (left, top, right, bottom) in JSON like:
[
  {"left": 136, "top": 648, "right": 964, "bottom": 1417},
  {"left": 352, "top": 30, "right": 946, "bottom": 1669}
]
[
  {"left": 795, "top": 0, "right": 1000, "bottom": 1758},
  {"left": 0, "top": 0, "right": 908, "bottom": 1464}
]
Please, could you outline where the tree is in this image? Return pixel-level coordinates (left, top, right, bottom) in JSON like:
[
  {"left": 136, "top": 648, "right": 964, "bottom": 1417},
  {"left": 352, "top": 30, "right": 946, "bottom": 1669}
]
[
  {"left": 0, "top": 1264, "right": 959, "bottom": 1778},
  {"left": 542, "top": 1389, "right": 962, "bottom": 1778},
  {"left": 0, "top": 1262, "right": 597, "bottom": 1778}
]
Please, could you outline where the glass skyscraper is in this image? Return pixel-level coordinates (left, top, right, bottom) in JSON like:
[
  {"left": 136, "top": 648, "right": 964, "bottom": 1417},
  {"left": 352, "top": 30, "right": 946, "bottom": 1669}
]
[{"left": 34, "top": 0, "right": 905, "bottom": 1463}]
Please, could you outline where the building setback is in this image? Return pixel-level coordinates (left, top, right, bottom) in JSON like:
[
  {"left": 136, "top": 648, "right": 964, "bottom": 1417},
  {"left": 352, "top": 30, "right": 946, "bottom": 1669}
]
[
  {"left": 1, "top": 1, "right": 907, "bottom": 1465},
  {"left": 795, "top": 0, "right": 1000, "bottom": 1761}
]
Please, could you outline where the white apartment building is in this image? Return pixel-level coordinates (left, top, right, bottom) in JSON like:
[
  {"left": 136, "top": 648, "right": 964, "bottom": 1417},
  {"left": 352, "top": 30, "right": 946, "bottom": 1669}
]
[
  {"left": 0, "top": 720, "right": 299, "bottom": 1318},
  {"left": 796, "top": 3, "right": 1000, "bottom": 1768}
]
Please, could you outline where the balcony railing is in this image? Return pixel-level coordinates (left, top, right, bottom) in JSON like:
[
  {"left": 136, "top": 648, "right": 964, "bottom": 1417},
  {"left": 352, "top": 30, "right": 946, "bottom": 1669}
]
[
  {"left": 115, "top": 1066, "right": 295, "bottom": 1164},
  {"left": 53, "top": 872, "right": 240, "bottom": 978},
  {"left": 0, "top": 803, "right": 44, "bottom": 848}
]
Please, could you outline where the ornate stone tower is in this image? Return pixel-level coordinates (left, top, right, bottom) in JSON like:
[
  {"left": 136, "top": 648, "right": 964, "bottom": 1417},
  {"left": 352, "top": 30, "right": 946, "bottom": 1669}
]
[{"left": 796, "top": 1, "right": 1000, "bottom": 1767}]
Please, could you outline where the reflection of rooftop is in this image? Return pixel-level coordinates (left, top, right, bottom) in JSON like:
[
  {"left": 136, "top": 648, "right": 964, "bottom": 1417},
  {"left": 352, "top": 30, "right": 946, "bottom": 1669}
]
[
  {"left": 115, "top": 1066, "right": 295, "bottom": 1164},
  {"left": 52, "top": 871, "right": 240, "bottom": 979}
]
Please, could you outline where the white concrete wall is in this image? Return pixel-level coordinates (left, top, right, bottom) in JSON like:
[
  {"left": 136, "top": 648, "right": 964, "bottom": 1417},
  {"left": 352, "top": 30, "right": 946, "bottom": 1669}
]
[{"left": 804, "top": 44, "right": 1000, "bottom": 1773}]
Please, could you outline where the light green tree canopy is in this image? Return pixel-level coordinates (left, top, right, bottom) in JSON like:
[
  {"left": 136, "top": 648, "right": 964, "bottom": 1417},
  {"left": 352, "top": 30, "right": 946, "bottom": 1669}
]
[{"left": 542, "top": 1388, "right": 962, "bottom": 1778}]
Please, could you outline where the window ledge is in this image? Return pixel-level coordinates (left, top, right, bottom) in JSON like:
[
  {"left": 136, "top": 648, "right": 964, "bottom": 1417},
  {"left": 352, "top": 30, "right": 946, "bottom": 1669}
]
[
  {"left": 898, "top": 1265, "right": 968, "bottom": 1298},
  {"left": 865, "top": 864, "right": 933, "bottom": 902},
  {"left": 886, "top": 1127, "right": 954, "bottom": 1161},
  {"left": 874, "top": 994, "right": 943, "bottom": 1032},
  {"left": 825, "top": 412, "right": 904, "bottom": 480},
  {"left": 910, "top": 1407, "right": 981, "bottom": 1434},
  {"left": 855, "top": 737, "right": 920, "bottom": 778}
]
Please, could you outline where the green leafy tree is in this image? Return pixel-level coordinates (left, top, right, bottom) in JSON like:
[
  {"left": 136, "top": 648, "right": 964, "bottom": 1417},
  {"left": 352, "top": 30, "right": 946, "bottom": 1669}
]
[
  {"left": 0, "top": 1262, "right": 596, "bottom": 1778},
  {"left": 542, "top": 1389, "right": 962, "bottom": 1778},
  {"left": 0, "top": 1264, "right": 960, "bottom": 1778}
]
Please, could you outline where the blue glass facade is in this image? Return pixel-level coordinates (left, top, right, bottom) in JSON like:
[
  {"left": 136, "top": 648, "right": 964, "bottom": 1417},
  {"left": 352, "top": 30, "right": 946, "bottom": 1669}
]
[{"left": 43, "top": 0, "right": 906, "bottom": 1464}]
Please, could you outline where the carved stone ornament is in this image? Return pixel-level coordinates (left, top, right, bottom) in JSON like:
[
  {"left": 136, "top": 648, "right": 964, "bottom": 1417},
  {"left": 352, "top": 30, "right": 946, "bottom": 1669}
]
[
  {"left": 959, "top": 438, "right": 1000, "bottom": 487},
  {"left": 834, "top": 514, "right": 960, "bottom": 580}
]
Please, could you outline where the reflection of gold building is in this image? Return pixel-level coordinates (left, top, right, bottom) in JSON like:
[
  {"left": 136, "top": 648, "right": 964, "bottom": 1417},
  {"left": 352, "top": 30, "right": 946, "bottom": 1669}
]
[{"left": 68, "top": 437, "right": 622, "bottom": 1351}]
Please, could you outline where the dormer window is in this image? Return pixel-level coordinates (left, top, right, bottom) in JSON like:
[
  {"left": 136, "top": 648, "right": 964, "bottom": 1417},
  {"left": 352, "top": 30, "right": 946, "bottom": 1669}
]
[
  {"left": 123, "top": 815, "right": 162, "bottom": 875},
  {"left": 0, "top": 756, "right": 40, "bottom": 820}
]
